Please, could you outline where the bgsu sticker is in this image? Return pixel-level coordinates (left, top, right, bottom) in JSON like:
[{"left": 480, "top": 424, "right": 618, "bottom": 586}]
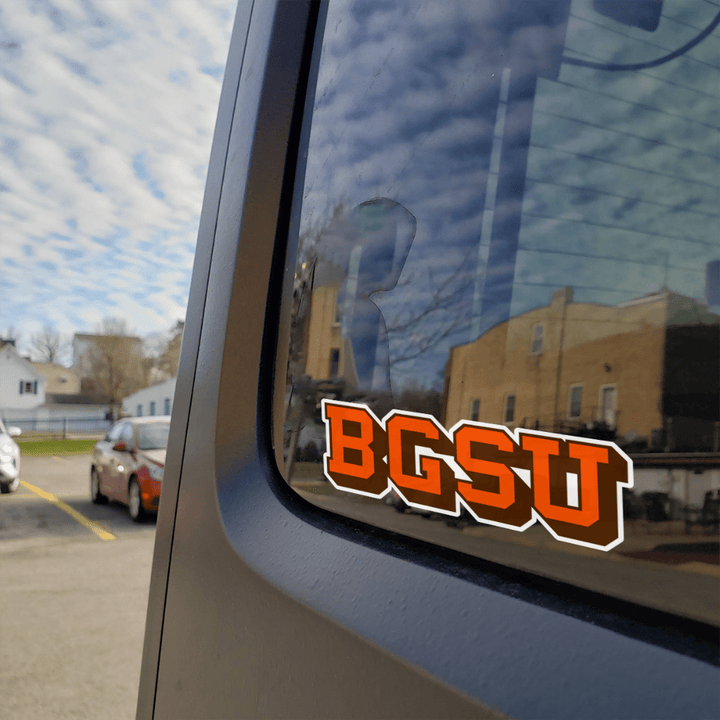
[{"left": 322, "top": 400, "right": 633, "bottom": 551}]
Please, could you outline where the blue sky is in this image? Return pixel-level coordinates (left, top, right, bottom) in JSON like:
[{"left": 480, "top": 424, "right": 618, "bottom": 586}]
[
  {"left": 0, "top": 0, "right": 236, "bottom": 356},
  {"left": 301, "top": 0, "right": 720, "bottom": 391}
]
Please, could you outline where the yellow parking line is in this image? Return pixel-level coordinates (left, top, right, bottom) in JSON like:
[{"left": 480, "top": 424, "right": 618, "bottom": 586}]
[
  {"left": 18, "top": 480, "right": 115, "bottom": 541},
  {"left": 52, "top": 456, "right": 69, "bottom": 463}
]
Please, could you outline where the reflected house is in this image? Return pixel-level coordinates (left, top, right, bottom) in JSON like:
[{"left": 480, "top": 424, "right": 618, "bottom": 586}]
[
  {"left": 444, "top": 286, "right": 720, "bottom": 454},
  {"left": 290, "top": 259, "right": 359, "bottom": 390},
  {"left": 301, "top": 264, "right": 359, "bottom": 388}
]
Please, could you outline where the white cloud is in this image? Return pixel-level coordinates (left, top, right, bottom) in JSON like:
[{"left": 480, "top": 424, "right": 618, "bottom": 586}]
[{"left": 0, "top": 0, "right": 235, "bottom": 352}]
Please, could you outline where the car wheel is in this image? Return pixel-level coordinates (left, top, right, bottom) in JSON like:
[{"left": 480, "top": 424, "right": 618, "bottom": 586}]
[
  {"left": 90, "top": 468, "right": 108, "bottom": 505},
  {"left": 128, "top": 477, "right": 146, "bottom": 522},
  {"left": 0, "top": 477, "right": 19, "bottom": 494}
]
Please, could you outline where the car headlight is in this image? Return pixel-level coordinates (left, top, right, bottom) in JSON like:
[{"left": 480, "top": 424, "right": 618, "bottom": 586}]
[
  {"left": 148, "top": 462, "right": 164, "bottom": 481},
  {"left": 0, "top": 443, "right": 15, "bottom": 462}
]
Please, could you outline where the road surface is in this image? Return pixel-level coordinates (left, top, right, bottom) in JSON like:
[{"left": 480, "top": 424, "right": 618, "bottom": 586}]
[{"left": 0, "top": 454, "right": 156, "bottom": 720}]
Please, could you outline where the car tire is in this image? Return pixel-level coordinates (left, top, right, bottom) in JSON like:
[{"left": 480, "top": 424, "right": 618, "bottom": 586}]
[
  {"left": 90, "top": 468, "right": 108, "bottom": 505},
  {"left": 0, "top": 477, "right": 19, "bottom": 494},
  {"left": 128, "top": 477, "right": 146, "bottom": 522}
]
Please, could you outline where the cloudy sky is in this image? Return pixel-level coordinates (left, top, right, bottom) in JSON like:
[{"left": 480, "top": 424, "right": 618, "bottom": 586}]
[
  {"left": 301, "top": 0, "right": 720, "bottom": 390},
  {"left": 0, "top": 0, "right": 236, "bottom": 356}
]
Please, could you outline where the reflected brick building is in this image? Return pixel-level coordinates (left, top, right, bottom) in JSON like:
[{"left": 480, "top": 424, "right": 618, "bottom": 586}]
[{"left": 444, "top": 287, "right": 720, "bottom": 452}]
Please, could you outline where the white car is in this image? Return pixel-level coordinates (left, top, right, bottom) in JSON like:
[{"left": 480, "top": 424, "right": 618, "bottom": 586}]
[{"left": 0, "top": 419, "right": 21, "bottom": 493}]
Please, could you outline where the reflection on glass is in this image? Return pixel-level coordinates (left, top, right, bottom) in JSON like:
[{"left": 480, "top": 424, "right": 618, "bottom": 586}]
[{"left": 281, "top": 0, "right": 720, "bottom": 626}]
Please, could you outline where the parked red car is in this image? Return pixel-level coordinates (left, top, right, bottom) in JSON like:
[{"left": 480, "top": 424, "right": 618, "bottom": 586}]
[{"left": 90, "top": 417, "right": 170, "bottom": 521}]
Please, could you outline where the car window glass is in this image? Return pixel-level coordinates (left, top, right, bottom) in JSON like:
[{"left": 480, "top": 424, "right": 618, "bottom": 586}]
[
  {"left": 119, "top": 424, "right": 135, "bottom": 449},
  {"left": 278, "top": 0, "right": 720, "bottom": 626},
  {"left": 137, "top": 423, "right": 170, "bottom": 451},
  {"left": 106, "top": 423, "right": 124, "bottom": 443}
]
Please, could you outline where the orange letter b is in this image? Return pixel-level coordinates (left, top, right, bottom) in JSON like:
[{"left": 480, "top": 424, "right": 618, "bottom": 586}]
[{"left": 323, "top": 401, "right": 387, "bottom": 496}]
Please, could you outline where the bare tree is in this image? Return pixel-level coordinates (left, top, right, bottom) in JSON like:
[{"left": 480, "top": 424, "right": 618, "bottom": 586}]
[
  {"left": 384, "top": 255, "right": 475, "bottom": 368},
  {"left": 30, "top": 325, "right": 70, "bottom": 364},
  {"left": 139, "top": 320, "right": 185, "bottom": 384},
  {"left": 157, "top": 320, "right": 184, "bottom": 379},
  {"left": 87, "top": 317, "right": 145, "bottom": 419}
]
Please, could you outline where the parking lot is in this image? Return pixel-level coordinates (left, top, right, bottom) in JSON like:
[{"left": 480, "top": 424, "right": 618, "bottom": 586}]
[{"left": 0, "top": 454, "right": 156, "bottom": 720}]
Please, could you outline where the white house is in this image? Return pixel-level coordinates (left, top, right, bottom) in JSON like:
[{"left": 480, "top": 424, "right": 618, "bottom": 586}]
[
  {"left": 0, "top": 341, "right": 45, "bottom": 416},
  {"left": 122, "top": 377, "right": 176, "bottom": 418}
]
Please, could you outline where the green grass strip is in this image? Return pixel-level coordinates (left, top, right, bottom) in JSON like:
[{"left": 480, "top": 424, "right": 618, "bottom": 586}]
[{"left": 17, "top": 438, "right": 97, "bottom": 456}]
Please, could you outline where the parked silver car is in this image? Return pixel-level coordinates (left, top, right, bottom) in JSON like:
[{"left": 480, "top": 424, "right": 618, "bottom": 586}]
[{"left": 0, "top": 419, "right": 21, "bottom": 493}]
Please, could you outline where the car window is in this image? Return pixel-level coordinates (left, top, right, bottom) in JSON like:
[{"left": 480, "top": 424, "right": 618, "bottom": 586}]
[
  {"left": 106, "top": 422, "right": 124, "bottom": 443},
  {"left": 278, "top": 0, "right": 720, "bottom": 626},
  {"left": 118, "top": 423, "right": 135, "bottom": 449},
  {"left": 136, "top": 423, "right": 170, "bottom": 451}
]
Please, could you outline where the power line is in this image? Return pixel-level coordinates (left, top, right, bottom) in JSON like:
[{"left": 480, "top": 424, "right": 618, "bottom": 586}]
[
  {"left": 529, "top": 140, "right": 720, "bottom": 192},
  {"left": 524, "top": 175, "right": 720, "bottom": 221},
  {"left": 517, "top": 245, "right": 706, "bottom": 274},
  {"left": 561, "top": 47, "right": 720, "bottom": 102},
  {"left": 534, "top": 108, "right": 719, "bottom": 163},
  {"left": 522, "top": 209, "right": 720, "bottom": 251},
  {"left": 660, "top": 11, "right": 720, "bottom": 35},
  {"left": 517, "top": 280, "right": 645, "bottom": 295},
  {"left": 564, "top": 9, "right": 720, "bottom": 72},
  {"left": 549, "top": 76, "right": 719, "bottom": 132},
  {"left": 569, "top": 11, "right": 718, "bottom": 56}
]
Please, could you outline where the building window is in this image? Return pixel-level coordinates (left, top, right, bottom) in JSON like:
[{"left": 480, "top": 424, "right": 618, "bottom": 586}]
[
  {"left": 137, "top": 404, "right": 142, "bottom": 417},
  {"left": 149, "top": 401, "right": 156, "bottom": 416},
  {"left": 504, "top": 394, "right": 515, "bottom": 424},
  {"left": 334, "top": 289, "right": 343, "bottom": 325},
  {"left": 568, "top": 385, "right": 582, "bottom": 418},
  {"left": 329, "top": 348, "right": 340, "bottom": 378},
  {"left": 19, "top": 381, "right": 37, "bottom": 395},
  {"left": 164, "top": 398, "right": 171, "bottom": 415},
  {"left": 599, "top": 385, "right": 617, "bottom": 426},
  {"left": 470, "top": 398, "right": 480, "bottom": 421},
  {"left": 530, "top": 323, "right": 543, "bottom": 354}
]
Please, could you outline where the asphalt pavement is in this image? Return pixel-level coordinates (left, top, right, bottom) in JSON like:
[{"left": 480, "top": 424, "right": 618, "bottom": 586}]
[{"left": 0, "top": 454, "right": 156, "bottom": 720}]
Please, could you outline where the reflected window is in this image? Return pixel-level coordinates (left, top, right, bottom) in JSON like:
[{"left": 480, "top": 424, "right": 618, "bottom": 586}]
[
  {"left": 503, "top": 394, "right": 516, "bottom": 424},
  {"left": 531, "top": 323, "right": 544, "bottom": 354},
  {"left": 329, "top": 349, "right": 340, "bottom": 378},
  {"left": 137, "top": 404, "right": 142, "bottom": 417},
  {"left": 164, "top": 397, "right": 171, "bottom": 415},
  {"left": 568, "top": 384, "right": 583, "bottom": 419},
  {"left": 599, "top": 385, "right": 616, "bottom": 426},
  {"left": 149, "top": 401, "right": 156, "bottom": 417}
]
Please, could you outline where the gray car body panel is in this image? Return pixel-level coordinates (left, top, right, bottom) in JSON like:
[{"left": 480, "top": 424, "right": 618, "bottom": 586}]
[{"left": 137, "top": 2, "right": 720, "bottom": 718}]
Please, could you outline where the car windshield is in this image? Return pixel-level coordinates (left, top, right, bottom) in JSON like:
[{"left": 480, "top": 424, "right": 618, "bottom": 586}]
[{"left": 136, "top": 423, "right": 170, "bottom": 451}]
